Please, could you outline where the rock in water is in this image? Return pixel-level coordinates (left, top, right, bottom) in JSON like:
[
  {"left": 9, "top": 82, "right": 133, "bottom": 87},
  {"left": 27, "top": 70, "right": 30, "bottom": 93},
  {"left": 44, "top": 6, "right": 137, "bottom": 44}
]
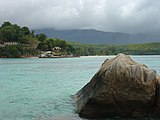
[{"left": 75, "top": 53, "right": 160, "bottom": 118}]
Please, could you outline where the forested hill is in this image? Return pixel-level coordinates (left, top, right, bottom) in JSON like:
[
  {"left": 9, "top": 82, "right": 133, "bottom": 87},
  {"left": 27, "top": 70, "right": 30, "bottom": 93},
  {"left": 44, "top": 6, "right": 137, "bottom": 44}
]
[{"left": 35, "top": 29, "right": 160, "bottom": 45}]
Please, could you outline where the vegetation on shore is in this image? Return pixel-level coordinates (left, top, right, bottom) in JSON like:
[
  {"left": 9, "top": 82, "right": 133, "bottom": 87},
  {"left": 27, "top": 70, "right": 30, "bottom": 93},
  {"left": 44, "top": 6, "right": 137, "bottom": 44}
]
[
  {"left": 69, "top": 42, "right": 160, "bottom": 56},
  {"left": 0, "top": 22, "right": 74, "bottom": 58},
  {"left": 0, "top": 21, "right": 160, "bottom": 58}
]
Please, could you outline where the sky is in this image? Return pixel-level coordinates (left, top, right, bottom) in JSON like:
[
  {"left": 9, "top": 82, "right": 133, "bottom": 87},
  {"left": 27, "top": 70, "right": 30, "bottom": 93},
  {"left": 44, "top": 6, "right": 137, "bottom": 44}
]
[{"left": 0, "top": 0, "right": 160, "bottom": 33}]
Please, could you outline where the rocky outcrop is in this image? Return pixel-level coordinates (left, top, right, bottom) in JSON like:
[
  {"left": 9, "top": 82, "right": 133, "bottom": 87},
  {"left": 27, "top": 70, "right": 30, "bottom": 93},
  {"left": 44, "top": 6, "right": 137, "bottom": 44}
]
[{"left": 75, "top": 53, "right": 160, "bottom": 118}]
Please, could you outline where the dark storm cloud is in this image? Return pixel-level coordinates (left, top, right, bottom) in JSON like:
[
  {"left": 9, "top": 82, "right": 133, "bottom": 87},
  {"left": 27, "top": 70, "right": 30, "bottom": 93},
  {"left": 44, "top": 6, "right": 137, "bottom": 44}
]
[{"left": 0, "top": 0, "right": 160, "bottom": 33}]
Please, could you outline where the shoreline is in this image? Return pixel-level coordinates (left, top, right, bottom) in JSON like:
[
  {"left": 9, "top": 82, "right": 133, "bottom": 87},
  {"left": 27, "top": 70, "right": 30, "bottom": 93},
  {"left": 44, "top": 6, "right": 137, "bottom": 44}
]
[
  {"left": 39, "top": 55, "right": 80, "bottom": 58},
  {"left": 0, "top": 54, "right": 160, "bottom": 58}
]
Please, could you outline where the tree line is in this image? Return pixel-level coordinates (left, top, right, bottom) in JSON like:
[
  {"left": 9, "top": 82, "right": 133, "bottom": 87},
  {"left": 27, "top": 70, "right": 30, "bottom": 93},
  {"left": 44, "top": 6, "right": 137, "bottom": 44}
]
[{"left": 69, "top": 42, "right": 160, "bottom": 56}]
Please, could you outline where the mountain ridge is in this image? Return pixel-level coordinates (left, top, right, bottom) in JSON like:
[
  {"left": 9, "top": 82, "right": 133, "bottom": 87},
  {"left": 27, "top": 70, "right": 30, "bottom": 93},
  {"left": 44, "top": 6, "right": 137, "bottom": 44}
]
[{"left": 34, "top": 29, "right": 160, "bottom": 45}]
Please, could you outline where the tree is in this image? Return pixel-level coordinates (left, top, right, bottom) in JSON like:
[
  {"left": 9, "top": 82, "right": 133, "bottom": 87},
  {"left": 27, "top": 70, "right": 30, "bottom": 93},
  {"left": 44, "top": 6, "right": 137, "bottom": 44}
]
[
  {"left": 0, "top": 23, "right": 22, "bottom": 42},
  {"left": 21, "top": 27, "right": 30, "bottom": 36},
  {"left": 0, "top": 26, "right": 18, "bottom": 42},
  {"left": 37, "top": 42, "right": 48, "bottom": 51},
  {"left": 1, "top": 45, "right": 23, "bottom": 58},
  {"left": 1, "top": 22, "right": 11, "bottom": 28},
  {"left": 67, "top": 44, "right": 75, "bottom": 54},
  {"left": 56, "top": 39, "right": 68, "bottom": 50},
  {"left": 36, "top": 33, "right": 47, "bottom": 42},
  {"left": 45, "top": 38, "right": 55, "bottom": 50},
  {"left": 31, "top": 30, "right": 35, "bottom": 36},
  {"left": 22, "top": 35, "right": 39, "bottom": 48}
]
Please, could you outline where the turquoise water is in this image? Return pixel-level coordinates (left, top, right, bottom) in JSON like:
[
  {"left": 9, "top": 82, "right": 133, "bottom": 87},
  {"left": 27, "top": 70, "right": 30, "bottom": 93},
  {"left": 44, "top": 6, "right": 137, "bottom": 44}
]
[{"left": 0, "top": 55, "right": 160, "bottom": 120}]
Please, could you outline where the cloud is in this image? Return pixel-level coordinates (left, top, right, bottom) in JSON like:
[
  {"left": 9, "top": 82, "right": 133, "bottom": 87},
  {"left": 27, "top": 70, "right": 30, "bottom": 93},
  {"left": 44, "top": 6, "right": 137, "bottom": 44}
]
[{"left": 0, "top": 0, "right": 160, "bottom": 33}]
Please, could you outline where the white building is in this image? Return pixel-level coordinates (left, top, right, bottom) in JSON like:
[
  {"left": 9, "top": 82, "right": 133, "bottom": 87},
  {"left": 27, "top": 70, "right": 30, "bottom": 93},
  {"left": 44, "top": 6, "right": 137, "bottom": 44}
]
[{"left": 4, "top": 42, "right": 19, "bottom": 46}]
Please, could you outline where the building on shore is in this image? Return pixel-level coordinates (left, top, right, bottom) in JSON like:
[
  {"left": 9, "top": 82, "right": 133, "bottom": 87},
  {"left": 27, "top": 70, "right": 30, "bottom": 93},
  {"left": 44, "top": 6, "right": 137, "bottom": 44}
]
[
  {"left": 0, "top": 41, "right": 19, "bottom": 47},
  {"left": 4, "top": 42, "right": 19, "bottom": 46}
]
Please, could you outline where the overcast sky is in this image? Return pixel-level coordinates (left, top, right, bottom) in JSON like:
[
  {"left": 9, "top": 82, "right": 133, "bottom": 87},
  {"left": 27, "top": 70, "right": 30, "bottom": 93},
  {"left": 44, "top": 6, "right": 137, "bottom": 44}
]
[{"left": 0, "top": 0, "right": 160, "bottom": 33}]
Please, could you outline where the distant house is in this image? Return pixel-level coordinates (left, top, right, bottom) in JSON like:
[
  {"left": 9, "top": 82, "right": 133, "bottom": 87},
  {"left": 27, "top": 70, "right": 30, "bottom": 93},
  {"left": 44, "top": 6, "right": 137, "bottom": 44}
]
[
  {"left": 53, "top": 47, "right": 61, "bottom": 51},
  {"left": 4, "top": 42, "right": 19, "bottom": 46}
]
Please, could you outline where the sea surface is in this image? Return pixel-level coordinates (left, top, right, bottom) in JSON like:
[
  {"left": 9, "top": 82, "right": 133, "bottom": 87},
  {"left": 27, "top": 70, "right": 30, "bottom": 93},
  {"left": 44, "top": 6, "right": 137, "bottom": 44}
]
[{"left": 0, "top": 55, "right": 160, "bottom": 120}]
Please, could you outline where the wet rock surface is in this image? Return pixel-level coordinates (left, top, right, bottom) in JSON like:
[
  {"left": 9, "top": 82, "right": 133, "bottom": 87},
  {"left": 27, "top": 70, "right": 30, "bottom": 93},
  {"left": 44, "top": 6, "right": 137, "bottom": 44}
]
[{"left": 75, "top": 53, "right": 160, "bottom": 118}]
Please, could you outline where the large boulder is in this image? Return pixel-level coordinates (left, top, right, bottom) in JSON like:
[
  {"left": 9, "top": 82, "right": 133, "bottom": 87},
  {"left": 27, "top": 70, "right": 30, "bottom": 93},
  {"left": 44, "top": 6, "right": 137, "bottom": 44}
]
[{"left": 75, "top": 53, "right": 160, "bottom": 118}]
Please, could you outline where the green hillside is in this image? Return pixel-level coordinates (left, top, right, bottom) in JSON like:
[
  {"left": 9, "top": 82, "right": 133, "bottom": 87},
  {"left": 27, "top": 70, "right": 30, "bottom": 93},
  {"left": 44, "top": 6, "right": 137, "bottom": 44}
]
[{"left": 0, "top": 22, "right": 74, "bottom": 58}]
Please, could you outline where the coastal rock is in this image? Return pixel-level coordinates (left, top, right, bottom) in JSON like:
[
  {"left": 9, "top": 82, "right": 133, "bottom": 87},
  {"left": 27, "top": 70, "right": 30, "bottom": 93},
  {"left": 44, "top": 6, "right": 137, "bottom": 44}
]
[{"left": 75, "top": 53, "right": 160, "bottom": 118}]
